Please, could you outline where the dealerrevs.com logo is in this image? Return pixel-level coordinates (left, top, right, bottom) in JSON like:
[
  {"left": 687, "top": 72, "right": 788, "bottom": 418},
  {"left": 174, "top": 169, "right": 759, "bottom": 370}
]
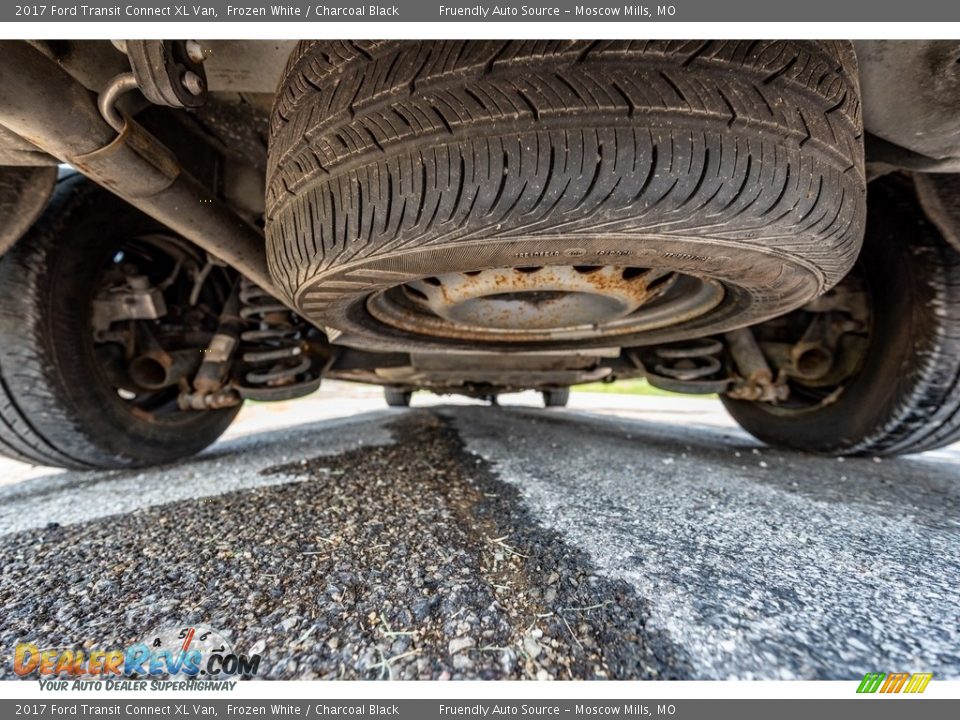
[{"left": 13, "top": 626, "right": 261, "bottom": 691}]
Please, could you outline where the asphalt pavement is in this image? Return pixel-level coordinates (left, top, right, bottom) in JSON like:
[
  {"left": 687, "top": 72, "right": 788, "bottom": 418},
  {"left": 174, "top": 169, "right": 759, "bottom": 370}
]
[{"left": 0, "top": 383, "right": 958, "bottom": 680}]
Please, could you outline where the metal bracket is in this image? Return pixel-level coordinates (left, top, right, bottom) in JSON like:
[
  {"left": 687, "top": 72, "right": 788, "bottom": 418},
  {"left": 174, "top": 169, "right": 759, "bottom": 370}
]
[
  {"left": 91, "top": 275, "right": 168, "bottom": 337},
  {"left": 125, "top": 40, "right": 209, "bottom": 109}
]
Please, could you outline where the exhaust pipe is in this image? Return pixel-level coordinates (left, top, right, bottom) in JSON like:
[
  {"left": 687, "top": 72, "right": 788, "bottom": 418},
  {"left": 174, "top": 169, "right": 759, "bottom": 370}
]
[
  {"left": 0, "top": 41, "right": 278, "bottom": 297},
  {"left": 129, "top": 349, "right": 203, "bottom": 390}
]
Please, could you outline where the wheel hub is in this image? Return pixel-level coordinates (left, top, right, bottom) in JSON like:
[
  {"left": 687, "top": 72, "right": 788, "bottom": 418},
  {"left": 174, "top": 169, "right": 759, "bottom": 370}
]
[
  {"left": 365, "top": 264, "right": 725, "bottom": 344},
  {"left": 406, "top": 266, "right": 660, "bottom": 331}
]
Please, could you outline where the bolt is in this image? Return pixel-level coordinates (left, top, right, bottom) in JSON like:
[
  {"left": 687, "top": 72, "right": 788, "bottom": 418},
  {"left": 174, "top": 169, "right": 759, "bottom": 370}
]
[
  {"left": 181, "top": 71, "right": 205, "bottom": 96},
  {"left": 185, "top": 40, "right": 207, "bottom": 64}
]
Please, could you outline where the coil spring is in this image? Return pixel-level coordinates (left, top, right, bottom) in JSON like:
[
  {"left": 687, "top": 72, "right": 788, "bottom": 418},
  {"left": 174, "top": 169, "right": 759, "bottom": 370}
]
[
  {"left": 653, "top": 338, "right": 724, "bottom": 381},
  {"left": 238, "top": 278, "right": 311, "bottom": 387}
]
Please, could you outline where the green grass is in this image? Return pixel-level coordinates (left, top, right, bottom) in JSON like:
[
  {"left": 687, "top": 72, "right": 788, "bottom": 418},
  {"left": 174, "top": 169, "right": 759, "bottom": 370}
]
[{"left": 573, "top": 378, "right": 689, "bottom": 397}]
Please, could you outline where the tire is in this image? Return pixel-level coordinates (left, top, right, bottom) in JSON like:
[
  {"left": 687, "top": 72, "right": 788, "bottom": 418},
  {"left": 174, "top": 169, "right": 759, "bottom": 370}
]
[
  {"left": 266, "top": 40, "right": 865, "bottom": 352},
  {"left": 0, "top": 175, "right": 240, "bottom": 470},
  {"left": 542, "top": 388, "right": 570, "bottom": 408},
  {"left": 723, "top": 176, "right": 960, "bottom": 456},
  {"left": 0, "top": 165, "right": 57, "bottom": 258},
  {"left": 384, "top": 387, "right": 412, "bottom": 407}
]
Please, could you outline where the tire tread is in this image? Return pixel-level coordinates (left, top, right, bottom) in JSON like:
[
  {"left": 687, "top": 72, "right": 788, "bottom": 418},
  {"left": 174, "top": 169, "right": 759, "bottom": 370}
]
[{"left": 265, "top": 40, "right": 865, "bottom": 312}]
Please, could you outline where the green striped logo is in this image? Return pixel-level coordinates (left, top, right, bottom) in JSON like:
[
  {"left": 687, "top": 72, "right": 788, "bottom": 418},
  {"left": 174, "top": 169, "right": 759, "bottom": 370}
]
[{"left": 857, "top": 672, "right": 886, "bottom": 693}]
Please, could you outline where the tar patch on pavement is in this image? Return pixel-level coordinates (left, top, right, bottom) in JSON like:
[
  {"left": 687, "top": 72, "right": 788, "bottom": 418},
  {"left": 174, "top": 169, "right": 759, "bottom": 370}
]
[{"left": 0, "top": 410, "right": 690, "bottom": 680}]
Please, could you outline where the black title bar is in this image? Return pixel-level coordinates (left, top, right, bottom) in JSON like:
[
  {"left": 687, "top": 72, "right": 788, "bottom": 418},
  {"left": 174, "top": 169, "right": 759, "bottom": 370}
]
[{"left": 4, "top": 1, "right": 960, "bottom": 22}]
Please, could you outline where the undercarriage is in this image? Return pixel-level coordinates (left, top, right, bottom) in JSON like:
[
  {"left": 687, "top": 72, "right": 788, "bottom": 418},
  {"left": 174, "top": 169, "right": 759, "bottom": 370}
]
[{"left": 2, "top": 39, "right": 960, "bottom": 467}]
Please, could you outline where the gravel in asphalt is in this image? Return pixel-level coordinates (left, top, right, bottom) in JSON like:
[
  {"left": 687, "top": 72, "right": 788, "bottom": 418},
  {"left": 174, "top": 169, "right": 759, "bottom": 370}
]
[
  {"left": 1, "top": 400, "right": 958, "bottom": 681},
  {"left": 448, "top": 406, "right": 960, "bottom": 680},
  {"left": 0, "top": 410, "right": 687, "bottom": 680}
]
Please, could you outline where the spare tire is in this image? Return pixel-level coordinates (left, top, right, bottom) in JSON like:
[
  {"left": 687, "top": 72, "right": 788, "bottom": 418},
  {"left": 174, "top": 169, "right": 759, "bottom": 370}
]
[{"left": 266, "top": 40, "right": 865, "bottom": 352}]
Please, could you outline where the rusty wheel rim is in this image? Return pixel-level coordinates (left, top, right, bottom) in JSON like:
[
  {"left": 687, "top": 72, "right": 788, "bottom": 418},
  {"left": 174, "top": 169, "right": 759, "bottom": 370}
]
[{"left": 366, "top": 265, "right": 724, "bottom": 343}]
